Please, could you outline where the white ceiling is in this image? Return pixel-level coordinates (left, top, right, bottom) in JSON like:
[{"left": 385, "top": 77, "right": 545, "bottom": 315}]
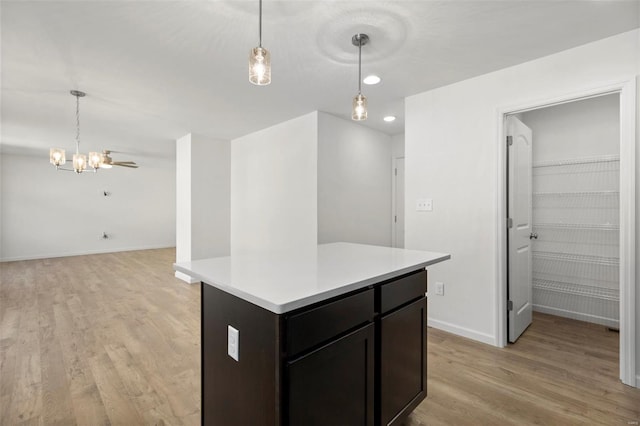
[{"left": 2, "top": 1, "right": 639, "bottom": 159}]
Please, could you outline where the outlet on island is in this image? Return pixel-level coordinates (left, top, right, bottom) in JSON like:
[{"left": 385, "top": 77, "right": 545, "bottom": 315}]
[
  {"left": 435, "top": 282, "right": 444, "bottom": 296},
  {"left": 228, "top": 325, "right": 239, "bottom": 361}
]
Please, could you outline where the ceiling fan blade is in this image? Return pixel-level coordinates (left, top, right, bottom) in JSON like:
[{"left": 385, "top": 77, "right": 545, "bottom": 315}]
[
  {"left": 103, "top": 149, "right": 131, "bottom": 154},
  {"left": 114, "top": 163, "right": 139, "bottom": 168},
  {"left": 113, "top": 161, "right": 136, "bottom": 165}
]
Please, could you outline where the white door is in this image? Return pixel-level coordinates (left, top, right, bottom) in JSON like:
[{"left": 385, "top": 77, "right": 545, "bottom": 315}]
[
  {"left": 394, "top": 158, "right": 405, "bottom": 248},
  {"left": 507, "top": 116, "right": 533, "bottom": 343}
]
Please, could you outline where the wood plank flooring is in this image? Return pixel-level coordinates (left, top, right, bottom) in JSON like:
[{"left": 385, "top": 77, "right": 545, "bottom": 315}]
[
  {"left": 1, "top": 249, "right": 200, "bottom": 425},
  {"left": 2, "top": 248, "right": 639, "bottom": 425},
  {"left": 409, "top": 313, "right": 640, "bottom": 426}
]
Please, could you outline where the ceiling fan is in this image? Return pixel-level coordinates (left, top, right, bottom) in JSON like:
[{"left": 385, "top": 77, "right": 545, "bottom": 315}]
[{"left": 100, "top": 150, "right": 139, "bottom": 169}]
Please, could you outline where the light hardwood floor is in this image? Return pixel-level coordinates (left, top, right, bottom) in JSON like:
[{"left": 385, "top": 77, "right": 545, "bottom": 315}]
[
  {"left": 410, "top": 315, "right": 640, "bottom": 426},
  {"left": 1, "top": 249, "right": 200, "bottom": 425},
  {"left": 1, "top": 248, "right": 639, "bottom": 425}
]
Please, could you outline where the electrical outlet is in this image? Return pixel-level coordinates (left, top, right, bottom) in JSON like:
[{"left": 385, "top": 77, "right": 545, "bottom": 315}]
[
  {"left": 416, "top": 198, "right": 433, "bottom": 212},
  {"left": 435, "top": 282, "right": 444, "bottom": 296},
  {"left": 228, "top": 325, "right": 239, "bottom": 361}
]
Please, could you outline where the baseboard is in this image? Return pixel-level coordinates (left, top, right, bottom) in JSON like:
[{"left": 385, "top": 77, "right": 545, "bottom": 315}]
[
  {"left": 427, "top": 317, "right": 496, "bottom": 346},
  {"left": 0, "top": 245, "right": 175, "bottom": 262},
  {"left": 533, "top": 304, "right": 619, "bottom": 328},
  {"left": 175, "top": 271, "right": 200, "bottom": 284}
]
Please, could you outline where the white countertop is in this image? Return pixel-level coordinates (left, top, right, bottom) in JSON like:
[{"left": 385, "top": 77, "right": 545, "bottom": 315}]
[{"left": 174, "top": 242, "right": 450, "bottom": 314}]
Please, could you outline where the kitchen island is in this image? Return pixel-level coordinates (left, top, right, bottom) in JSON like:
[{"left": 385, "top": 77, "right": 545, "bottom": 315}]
[{"left": 174, "top": 242, "right": 450, "bottom": 426}]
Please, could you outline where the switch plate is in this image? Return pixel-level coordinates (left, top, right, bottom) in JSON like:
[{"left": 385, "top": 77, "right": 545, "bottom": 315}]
[
  {"left": 228, "top": 325, "right": 239, "bottom": 361},
  {"left": 435, "top": 282, "right": 444, "bottom": 296},
  {"left": 416, "top": 198, "right": 433, "bottom": 212}
]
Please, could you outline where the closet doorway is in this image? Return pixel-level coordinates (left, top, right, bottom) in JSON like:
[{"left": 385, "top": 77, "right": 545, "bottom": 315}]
[
  {"left": 497, "top": 80, "right": 637, "bottom": 387},
  {"left": 508, "top": 94, "right": 621, "bottom": 343},
  {"left": 523, "top": 95, "right": 620, "bottom": 329}
]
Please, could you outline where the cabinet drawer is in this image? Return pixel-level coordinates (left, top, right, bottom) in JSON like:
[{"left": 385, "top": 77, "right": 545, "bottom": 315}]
[
  {"left": 380, "top": 270, "right": 426, "bottom": 314},
  {"left": 286, "top": 289, "right": 374, "bottom": 356}
]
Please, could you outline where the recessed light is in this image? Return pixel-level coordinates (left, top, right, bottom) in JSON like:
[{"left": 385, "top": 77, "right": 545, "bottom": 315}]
[
  {"left": 363, "top": 75, "right": 381, "bottom": 85},
  {"left": 383, "top": 116, "right": 396, "bottom": 122}
]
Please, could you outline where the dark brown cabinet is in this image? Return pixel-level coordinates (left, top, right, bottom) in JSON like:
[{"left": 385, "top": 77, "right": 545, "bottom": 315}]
[
  {"left": 380, "top": 297, "right": 427, "bottom": 425},
  {"left": 287, "top": 323, "right": 375, "bottom": 426},
  {"left": 201, "top": 269, "right": 427, "bottom": 426}
]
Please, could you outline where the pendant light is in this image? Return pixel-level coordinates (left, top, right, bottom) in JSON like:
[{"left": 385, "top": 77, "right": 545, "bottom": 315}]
[
  {"left": 352, "top": 33, "right": 369, "bottom": 121},
  {"left": 49, "top": 90, "right": 103, "bottom": 173},
  {"left": 249, "top": 0, "right": 271, "bottom": 85}
]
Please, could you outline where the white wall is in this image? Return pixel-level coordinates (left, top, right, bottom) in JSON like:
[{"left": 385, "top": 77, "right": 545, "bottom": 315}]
[
  {"left": 176, "top": 135, "right": 192, "bottom": 264},
  {"left": 524, "top": 95, "right": 620, "bottom": 162},
  {"left": 191, "top": 136, "right": 230, "bottom": 260},
  {"left": 405, "top": 30, "right": 639, "bottom": 349},
  {"left": 231, "top": 112, "right": 318, "bottom": 253},
  {"left": 317, "top": 112, "right": 392, "bottom": 246},
  {"left": 0, "top": 149, "right": 3, "bottom": 259},
  {"left": 392, "top": 133, "right": 405, "bottom": 159},
  {"left": 636, "top": 73, "right": 640, "bottom": 388},
  {"left": 175, "top": 133, "right": 230, "bottom": 278},
  {"left": 1, "top": 152, "right": 175, "bottom": 261}
]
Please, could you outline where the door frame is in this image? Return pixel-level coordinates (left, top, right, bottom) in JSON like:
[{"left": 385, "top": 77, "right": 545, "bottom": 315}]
[
  {"left": 495, "top": 79, "right": 637, "bottom": 387},
  {"left": 391, "top": 156, "right": 405, "bottom": 248}
]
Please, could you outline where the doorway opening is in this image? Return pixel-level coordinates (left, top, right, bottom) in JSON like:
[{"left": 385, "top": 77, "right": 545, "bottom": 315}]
[
  {"left": 497, "top": 80, "right": 637, "bottom": 387},
  {"left": 508, "top": 94, "right": 621, "bottom": 344}
]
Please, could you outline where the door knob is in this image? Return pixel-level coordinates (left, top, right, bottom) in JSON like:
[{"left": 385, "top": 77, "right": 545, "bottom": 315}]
[{"left": 529, "top": 232, "right": 538, "bottom": 240}]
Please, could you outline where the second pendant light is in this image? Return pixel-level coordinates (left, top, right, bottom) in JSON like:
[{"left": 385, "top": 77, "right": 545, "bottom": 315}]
[{"left": 351, "top": 33, "right": 369, "bottom": 121}]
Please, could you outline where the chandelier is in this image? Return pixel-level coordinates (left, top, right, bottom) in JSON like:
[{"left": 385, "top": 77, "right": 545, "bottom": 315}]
[{"left": 49, "top": 90, "right": 105, "bottom": 173}]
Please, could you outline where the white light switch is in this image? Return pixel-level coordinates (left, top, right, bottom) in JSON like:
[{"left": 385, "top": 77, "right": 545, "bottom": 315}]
[
  {"left": 228, "top": 325, "right": 239, "bottom": 361},
  {"left": 416, "top": 198, "right": 433, "bottom": 212}
]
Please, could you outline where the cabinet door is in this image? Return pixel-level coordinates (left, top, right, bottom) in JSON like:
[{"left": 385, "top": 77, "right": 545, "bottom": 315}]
[
  {"left": 286, "top": 323, "right": 374, "bottom": 426},
  {"left": 380, "top": 297, "right": 427, "bottom": 426}
]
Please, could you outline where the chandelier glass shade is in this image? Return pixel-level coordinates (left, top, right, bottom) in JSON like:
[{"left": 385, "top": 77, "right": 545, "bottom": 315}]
[
  {"left": 88, "top": 151, "right": 102, "bottom": 169},
  {"left": 49, "top": 148, "right": 66, "bottom": 166},
  {"left": 73, "top": 153, "right": 87, "bottom": 173}
]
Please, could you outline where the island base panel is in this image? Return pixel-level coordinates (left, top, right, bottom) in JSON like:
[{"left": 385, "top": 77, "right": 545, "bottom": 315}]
[
  {"left": 201, "top": 268, "right": 429, "bottom": 426},
  {"left": 202, "top": 283, "right": 282, "bottom": 426}
]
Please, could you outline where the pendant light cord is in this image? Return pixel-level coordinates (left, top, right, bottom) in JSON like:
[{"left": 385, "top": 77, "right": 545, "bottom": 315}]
[
  {"left": 75, "top": 94, "right": 80, "bottom": 155},
  {"left": 258, "top": 0, "right": 262, "bottom": 47},
  {"left": 358, "top": 37, "right": 362, "bottom": 94}
]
